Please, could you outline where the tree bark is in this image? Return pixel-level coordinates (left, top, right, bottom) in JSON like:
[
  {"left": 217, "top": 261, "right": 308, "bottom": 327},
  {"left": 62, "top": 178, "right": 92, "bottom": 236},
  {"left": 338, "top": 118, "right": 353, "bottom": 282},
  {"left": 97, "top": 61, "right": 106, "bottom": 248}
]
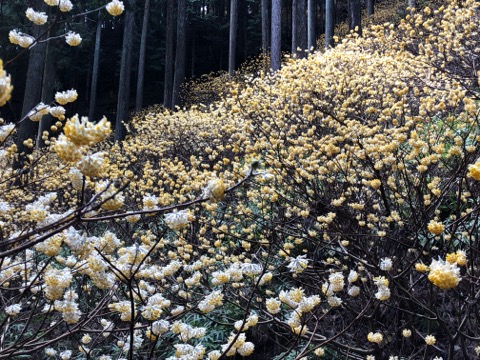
[
  {"left": 88, "top": 11, "right": 102, "bottom": 121},
  {"left": 366, "top": 0, "right": 374, "bottom": 16},
  {"left": 271, "top": 0, "right": 281, "bottom": 71},
  {"left": 172, "top": 0, "right": 186, "bottom": 107},
  {"left": 14, "top": 11, "right": 47, "bottom": 171},
  {"left": 349, "top": 0, "right": 362, "bottom": 35},
  {"left": 325, "top": 0, "right": 334, "bottom": 49},
  {"left": 163, "top": 0, "right": 174, "bottom": 109},
  {"left": 228, "top": 0, "right": 238, "bottom": 76},
  {"left": 295, "top": 0, "right": 307, "bottom": 57},
  {"left": 307, "top": 0, "right": 315, "bottom": 51},
  {"left": 261, "top": 0, "right": 270, "bottom": 54},
  {"left": 114, "top": 6, "right": 135, "bottom": 141},
  {"left": 36, "top": 33, "right": 55, "bottom": 149},
  {"left": 292, "top": 0, "right": 297, "bottom": 54},
  {"left": 136, "top": 0, "right": 150, "bottom": 112}
]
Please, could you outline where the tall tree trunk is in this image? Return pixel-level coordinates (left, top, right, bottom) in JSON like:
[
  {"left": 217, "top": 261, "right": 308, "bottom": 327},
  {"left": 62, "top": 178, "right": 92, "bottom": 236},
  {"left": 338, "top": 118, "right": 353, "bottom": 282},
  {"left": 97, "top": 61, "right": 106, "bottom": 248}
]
[
  {"left": 271, "top": 0, "right": 281, "bottom": 71},
  {"left": 307, "top": 0, "right": 315, "bottom": 51},
  {"left": 172, "top": 0, "right": 186, "bottom": 107},
  {"left": 114, "top": 6, "right": 135, "bottom": 141},
  {"left": 228, "top": 0, "right": 238, "bottom": 76},
  {"left": 349, "top": 0, "right": 362, "bottom": 35},
  {"left": 325, "top": 0, "right": 334, "bottom": 49},
  {"left": 367, "top": 0, "right": 374, "bottom": 16},
  {"left": 295, "top": 0, "right": 307, "bottom": 57},
  {"left": 292, "top": 0, "right": 297, "bottom": 54},
  {"left": 163, "top": 0, "right": 174, "bottom": 109},
  {"left": 88, "top": 11, "right": 102, "bottom": 121},
  {"left": 36, "top": 34, "right": 55, "bottom": 148},
  {"left": 136, "top": 0, "right": 150, "bottom": 112},
  {"left": 14, "top": 11, "right": 47, "bottom": 172},
  {"left": 261, "top": 0, "right": 270, "bottom": 54}
]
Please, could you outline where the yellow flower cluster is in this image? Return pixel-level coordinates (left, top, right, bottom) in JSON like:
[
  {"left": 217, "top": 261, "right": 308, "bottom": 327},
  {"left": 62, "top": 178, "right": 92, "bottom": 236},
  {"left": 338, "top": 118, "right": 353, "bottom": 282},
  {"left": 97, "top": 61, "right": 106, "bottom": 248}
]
[
  {"left": 0, "top": 60, "right": 13, "bottom": 106},
  {"left": 428, "top": 259, "right": 461, "bottom": 289}
]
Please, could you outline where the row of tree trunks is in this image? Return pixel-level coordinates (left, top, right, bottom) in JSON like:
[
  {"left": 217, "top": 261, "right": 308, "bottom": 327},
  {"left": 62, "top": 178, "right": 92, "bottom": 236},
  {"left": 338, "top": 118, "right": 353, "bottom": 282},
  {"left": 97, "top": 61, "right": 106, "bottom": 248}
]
[{"left": 14, "top": 0, "right": 380, "bottom": 150}]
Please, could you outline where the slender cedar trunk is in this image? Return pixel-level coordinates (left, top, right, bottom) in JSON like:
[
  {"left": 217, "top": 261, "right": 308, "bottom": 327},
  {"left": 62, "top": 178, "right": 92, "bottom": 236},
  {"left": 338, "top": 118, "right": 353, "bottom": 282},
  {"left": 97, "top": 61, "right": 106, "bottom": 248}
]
[
  {"left": 349, "top": 0, "right": 362, "bottom": 35},
  {"left": 191, "top": 29, "right": 196, "bottom": 77},
  {"left": 114, "top": 7, "right": 135, "bottom": 141},
  {"left": 88, "top": 11, "right": 102, "bottom": 121},
  {"left": 172, "top": 0, "right": 186, "bottom": 107},
  {"left": 136, "top": 0, "right": 150, "bottom": 112},
  {"left": 295, "top": 0, "right": 307, "bottom": 57},
  {"left": 228, "top": 0, "right": 238, "bottom": 76},
  {"left": 36, "top": 23, "right": 55, "bottom": 149},
  {"left": 14, "top": 15, "right": 46, "bottom": 172},
  {"left": 292, "top": 0, "right": 297, "bottom": 54},
  {"left": 261, "top": 0, "right": 270, "bottom": 54},
  {"left": 367, "top": 0, "right": 374, "bottom": 16},
  {"left": 163, "top": 0, "right": 174, "bottom": 109},
  {"left": 325, "top": 0, "right": 334, "bottom": 48},
  {"left": 271, "top": 0, "right": 281, "bottom": 71},
  {"left": 307, "top": 0, "right": 315, "bottom": 51}
]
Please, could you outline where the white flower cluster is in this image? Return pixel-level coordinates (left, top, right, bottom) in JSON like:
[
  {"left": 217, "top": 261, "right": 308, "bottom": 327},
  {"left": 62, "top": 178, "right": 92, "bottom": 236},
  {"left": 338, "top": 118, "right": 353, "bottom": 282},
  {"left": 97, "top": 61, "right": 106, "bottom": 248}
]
[
  {"left": 5, "top": 303, "right": 21, "bottom": 316},
  {"left": 0, "top": 124, "right": 14, "bottom": 142},
  {"left": 198, "top": 290, "right": 223, "bottom": 313},
  {"left": 44, "top": 0, "right": 73, "bottom": 12},
  {"left": 43, "top": 267, "right": 73, "bottom": 300},
  {"left": 26, "top": 8, "right": 48, "bottom": 25},
  {"left": 141, "top": 294, "right": 171, "bottom": 321},
  {"left": 27, "top": 102, "right": 56, "bottom": 122},
  {"left": 171, "top": 321, "right": 206, "bottom": 342},
  {"left": 234, "top": 313, "right": 258, "bottom": 332},
  {"left": 54, "top": 290, "right": 82, "bottom": 324},
  {"left": 9, "top": 30, "right": 34, "bottom": 48},
  {"left": 106, "top": 0, "right": 125, "bottom": 16},
  {"left": 287, "top": 254, "right": 309, "bottom": 274},
  {"left": 167, "top": 344, "right": 205, "bottom": 360},
  {"left": 65, "top": 31, "right": 82, "bottom": 46},
  {"left": 164, "top": 210, "right": 193, "bottom": 230},
  {"left": 221, "top": 333, "right": 255, "bottom": 357},
  {"left": 55, "top": 89, "right": 78, "bottom": 105},
  {"left": 373, "top": 276, "right": 391, "bottom": 301}
]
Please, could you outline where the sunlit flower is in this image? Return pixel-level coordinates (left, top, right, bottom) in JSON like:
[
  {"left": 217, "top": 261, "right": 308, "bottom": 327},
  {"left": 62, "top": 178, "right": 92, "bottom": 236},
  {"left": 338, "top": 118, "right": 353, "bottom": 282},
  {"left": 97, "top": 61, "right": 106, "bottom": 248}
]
[
  {"left": 55, "top": 89, "right": 78, "bottom": 105},
  {"left": 106, "top": 0, "right": 125, "bottom": 16},
  {"left": 425, "top": 334, "right": 436, "bottom": 346},
  {"left": 428, "top": 259, "right": 461, "bottom": 289},
  {"left": 65, "top": 32, "right": 82, "bottom": 46},
  {"left": 367, "top": 332, "right": 383, "bottom": 344},
  {"left": 26, "top": 8, "right": 48, "bottom": 25},
  {"left": 59, "top": 0, "right": 73, "bottom": 12},
  {"left": 427, "top": 220, "right": 444, "bottom": 235}
]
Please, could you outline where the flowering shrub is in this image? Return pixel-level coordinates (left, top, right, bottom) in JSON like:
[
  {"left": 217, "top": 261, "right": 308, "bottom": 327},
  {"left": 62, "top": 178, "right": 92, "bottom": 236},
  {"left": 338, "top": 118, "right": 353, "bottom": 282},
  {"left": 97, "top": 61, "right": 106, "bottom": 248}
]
[{"left": 1, "top": 0, "right": 480, "bottom": 359}]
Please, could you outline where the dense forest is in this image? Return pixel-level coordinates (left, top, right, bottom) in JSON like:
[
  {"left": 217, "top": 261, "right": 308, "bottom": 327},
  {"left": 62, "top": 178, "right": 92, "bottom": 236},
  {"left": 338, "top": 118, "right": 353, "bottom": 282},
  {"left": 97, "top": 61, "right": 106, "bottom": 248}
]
[
  {"left": 0, "top": 0, "right": 480, "bottom": 359},
  {"left": 1, "top": 0, "right": 386, "bottom": 130}
]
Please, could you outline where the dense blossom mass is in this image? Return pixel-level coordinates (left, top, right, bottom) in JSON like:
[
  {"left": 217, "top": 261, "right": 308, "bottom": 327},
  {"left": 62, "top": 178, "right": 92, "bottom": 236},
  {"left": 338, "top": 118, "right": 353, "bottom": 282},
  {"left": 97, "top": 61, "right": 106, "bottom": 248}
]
[{"left": 0, "top": 0, "right": 480, "bottom": 359}]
